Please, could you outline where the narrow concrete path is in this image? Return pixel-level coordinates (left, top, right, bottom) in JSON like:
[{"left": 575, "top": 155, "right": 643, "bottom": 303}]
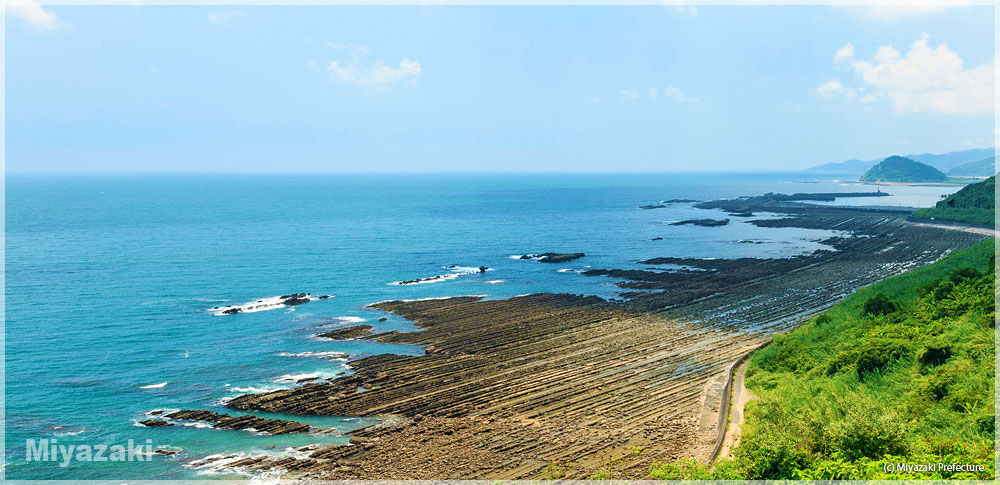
[
  {"left": 707, "top": 341, "right": 769, "bottom": 463},
  {"left": 712, "top": 357, "right": 755, "bottom": 463},
  {"left": 906, "top": 220, "right": 998, "bottom": 237}
]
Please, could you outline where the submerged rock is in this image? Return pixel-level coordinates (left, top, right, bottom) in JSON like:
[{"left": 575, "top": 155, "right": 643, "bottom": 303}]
[
  {"left": 139, "top": 419, "right": 173, "bottom": 427},
  {"left": 669, "top": 219, "right": 730, "bottom": 227},
  {"left": 519, "top": 253, "right": 586, "bottom": 263}
]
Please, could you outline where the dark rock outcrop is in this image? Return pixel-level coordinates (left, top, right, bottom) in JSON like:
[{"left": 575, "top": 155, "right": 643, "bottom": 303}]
[
  {"left": 164, "top": 410, "right": 312, "bottom": 435},
  {"left": 317, "top": 325, "right": 374, "bottom": 340},
  {"left": 519, "top": 253, "right": 585, "bottom": 263},
  {"left": 139, "top": 419, "right": 173, "bottom": 427},
  {"left": 669, "top": 219, "right": 730, "bottom": 227}
]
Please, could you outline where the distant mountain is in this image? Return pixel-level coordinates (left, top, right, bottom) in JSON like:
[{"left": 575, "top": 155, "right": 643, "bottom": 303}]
[
  {"left": 808, "top": 147, "right": 994, "bottom": 174},
  {"left": 806, "top": 158, "right": 877, "bottom": 174},
  {"left": 908, "top": 148, "right": 995, "bottom": 172},
  {"left": 948, "top": 157, "right": 996, "bottom": 177},
  {"left": 911, "top": 176, "right": 995, "bottom": 227},
  {"left": 859, "top": 156, "right": 947, "bottom": 183}
]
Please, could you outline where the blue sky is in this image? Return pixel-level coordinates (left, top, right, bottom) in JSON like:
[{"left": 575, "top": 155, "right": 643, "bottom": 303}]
[{"left": 5, "top": 4, "right": 995, "bottom": 172}]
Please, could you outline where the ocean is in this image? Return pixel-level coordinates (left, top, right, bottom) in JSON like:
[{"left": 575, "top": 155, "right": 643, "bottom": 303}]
[{"left": 3, "top": 172, "right": 957, "bottom": 479}]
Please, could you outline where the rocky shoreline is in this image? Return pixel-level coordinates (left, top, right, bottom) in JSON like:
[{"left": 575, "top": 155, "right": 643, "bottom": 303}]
[
  {"left": 169, "top": 192, "right": 987, "bottom": 479},
  {"left": 141, "top": 409, "right": 316, "bottom": 435}
]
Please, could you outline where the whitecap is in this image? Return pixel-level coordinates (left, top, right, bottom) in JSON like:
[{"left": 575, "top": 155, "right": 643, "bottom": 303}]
[
  {"left": 483, "top": 280, "right": 505, "bottom": 284},
  {"left": 277, "top": 351, "right": 347, "bottom": 360},
  {"left": 366, "top": 294, "right": 487, "bottom": 306},
  {"left": 207, "top": 293, "right": 335, "bottom": 316},
  {"left": 139, "top": 382, "right": 168, "bottom": 389},
  {"left": 145, "top": 408, "right": 180, "bottom": 418},
  {"left": 389, "top": 266, "right": 491, "bottom": 286},
  {"left": 228, "top": 385, "right": 291, "bottom": 394}
]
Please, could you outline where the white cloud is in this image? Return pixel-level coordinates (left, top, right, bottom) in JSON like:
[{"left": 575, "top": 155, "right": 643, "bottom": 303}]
[
  {"left": 834, "top": 3, "right": 965, "bottom": 22},
  {"left": 817, "top": 34, "right": 993, "bottom": 115},
  {"left": 664, "top": 86, "right": 699, "bottom": 103},
  {"left": 834, "top": 43, "right": 854, "bottom": 63},
  {"left": 324, "top": 44, "right": 421, "bottom": 89},
  {"left": 815, "top": 78, "right": 845, "bottom": 99},
  {"left": 7, "top": 0, "right": 61, "bottom": 32},
  {"left": 208, "top": 11, "right": 244, "bottom": 25}
]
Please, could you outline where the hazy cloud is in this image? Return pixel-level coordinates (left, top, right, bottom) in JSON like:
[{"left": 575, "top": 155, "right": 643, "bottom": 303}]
[
  {"left": 208, "top": 11, "right": 245, "bottom": 25},
  {"left": 663, "top": 86, "right": 699, "bottom": 103},
  {"left": 7, "top": 0, "right": 61, "bottom": 32},
  {"left": 324, "top": 43, "right": 421, "bottom": 89}
]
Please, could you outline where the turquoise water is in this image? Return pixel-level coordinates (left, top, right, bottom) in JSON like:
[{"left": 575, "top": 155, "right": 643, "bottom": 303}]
[{"left": 3, "top": 173, "right": 955, "bottom": 479}]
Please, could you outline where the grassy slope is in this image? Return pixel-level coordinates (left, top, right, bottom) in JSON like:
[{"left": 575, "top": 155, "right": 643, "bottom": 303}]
[
  {"left": 650, "top": 240, "right": 995, "bottom": 480},
  {"left": 911, "top": 176, "right": 995, "bottom": 227}
]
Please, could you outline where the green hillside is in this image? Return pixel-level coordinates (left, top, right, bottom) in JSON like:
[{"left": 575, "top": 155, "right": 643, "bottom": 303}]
[
  {"left": 650, "top": 241, "right": 996, "bottom": 480},
  {"left": 949, "top": 157, "right": 996, "bottom": 177},
  {"left": 911, "top": 176, "right": 995, "bottom": 227},
  {"left": 860, "top": 156, "right": 948, "bottom": 183}
]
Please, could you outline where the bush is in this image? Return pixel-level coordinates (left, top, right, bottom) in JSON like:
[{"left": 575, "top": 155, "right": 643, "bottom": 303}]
[
  {"left": 649, "top": 458, "right": 712, "bottom": 480},
  {"left": 855, "top": 337, "right": 909, "bottom": 378},
  {"left": 975, "top": 414, "right": 994, "bottom": 437},
  {"left": 732, "top": 430, "right": 809, "bottom": 479},
  {"left": 862, "top": 294, "right": 900, "bottom": 316},
  {"left": 950, "top": 268, "right": 982, "bottom": 283},
  {"left": 827, "top": 403, "right": 908, "bottom": 460},
  {"left": 918, "top": 344, "right": 952, "bottom": 367}
]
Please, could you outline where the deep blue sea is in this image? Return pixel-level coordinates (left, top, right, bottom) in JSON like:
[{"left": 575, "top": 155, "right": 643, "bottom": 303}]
[{"left": 3, "top": 173, "right": 956, "bottom": 479}]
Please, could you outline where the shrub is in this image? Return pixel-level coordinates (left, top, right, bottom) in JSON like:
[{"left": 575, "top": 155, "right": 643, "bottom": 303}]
[
  {"left": 827, "top": 403, "right": 908, "bottom": 460},
  {"left": 862, "top": 294, "right": 900, "bottom": 316},
  {"left": 589, "top": 469, "right": 612, "bottom": 480},
  {"left": 950, "top": 268, "right": 981, "bottom": 283},
  {"left": 932, "top": 281, "right": 955, "bottom": 301},
  {"left": 975, "top": 414, "right": 994, "bottom": 437},
  {"left": 918, "top": 344, "right": 952, "bottom": 367},
  {"left": 649, "top": 458, "right": 712, "bottom": 480},
  {"left": 826, "top": 351, "right": 857, "bottom": 375},
  {"left": 732, "top": 431, "right": 808, "bottom": 479},
  {"left": 855, "top": 338, "right": 909, "bottom": 378}
]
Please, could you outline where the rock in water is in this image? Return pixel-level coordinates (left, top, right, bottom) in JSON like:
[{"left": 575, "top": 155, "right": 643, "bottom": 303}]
[
  {"left": 669, "top": 219, "right": 730, "bottom": 227},
  {"left": 139, "top": 419, "right": 173, "bottom": 427}
]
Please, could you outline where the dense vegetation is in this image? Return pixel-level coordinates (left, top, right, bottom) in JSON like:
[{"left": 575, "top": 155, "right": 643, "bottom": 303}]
[
  {"left": 911, "top": 176, "right": 995, "bottom": 227},
  {"left": 860, "top": 156, "right": 948, "bottom": 183},
  {"left": 949, "top": 157, "right": 996, "bottom": 177},
  {"left": 650, "top": 240, "right": 995, "bottom": 480}
]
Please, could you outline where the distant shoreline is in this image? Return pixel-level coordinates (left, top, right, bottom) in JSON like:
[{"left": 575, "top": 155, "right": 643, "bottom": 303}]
[{"left": 795, "top": 179, "right": 972, "bottom": 187}]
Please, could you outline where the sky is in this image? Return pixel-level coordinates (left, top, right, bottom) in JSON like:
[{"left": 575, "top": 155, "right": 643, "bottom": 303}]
[{"left": 4, "top": 3, "right": 996, "bottom": 173}]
